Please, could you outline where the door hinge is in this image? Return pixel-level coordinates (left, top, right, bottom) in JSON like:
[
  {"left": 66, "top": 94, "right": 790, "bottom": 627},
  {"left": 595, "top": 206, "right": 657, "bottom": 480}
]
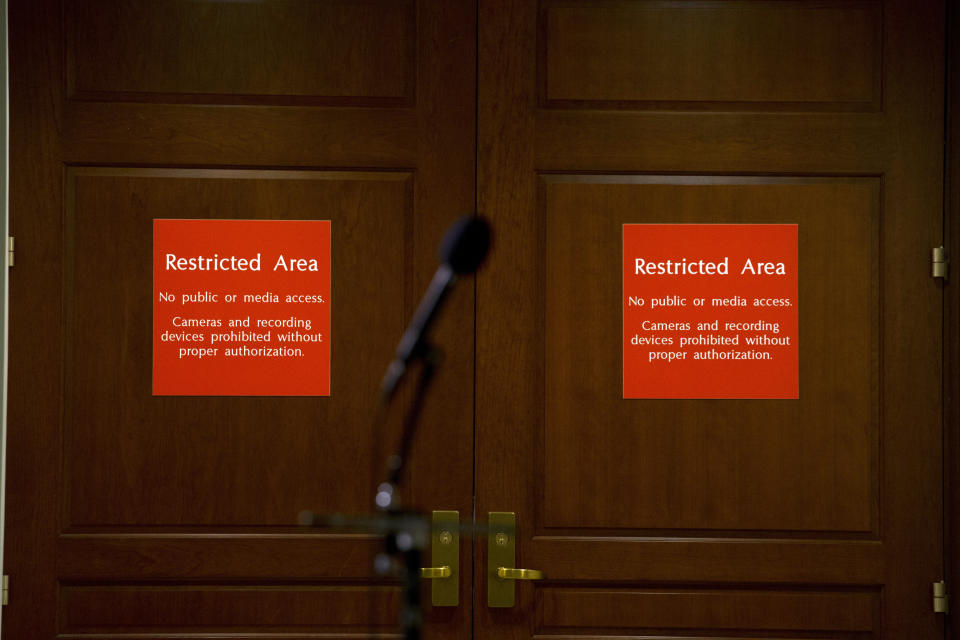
[
  {"left": 933, "top": 246, "right": 947, "bottom": 279},
  {"left": 2, "top": 575, "right": 8, "bottom": 605},
  {"left": 935, "top": 580, "right": 950, "bottom": 614},
  {"left": 7, "top": 236, "right": 13, "bottom": 268}
]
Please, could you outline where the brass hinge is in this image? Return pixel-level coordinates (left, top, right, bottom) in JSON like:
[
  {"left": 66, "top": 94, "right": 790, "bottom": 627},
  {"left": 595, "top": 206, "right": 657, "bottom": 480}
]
[
  {"left": 7, "top": 236, "right": 13, "bottom": 268},
  {"left": 935, "top": 580, "right": 950, "bottom": 614},
  {"left": 2, "top": 575, "right": 8, "bottom": 605},
  {"left": 933, "top": 246, "right": 947, "bottom": 279}
]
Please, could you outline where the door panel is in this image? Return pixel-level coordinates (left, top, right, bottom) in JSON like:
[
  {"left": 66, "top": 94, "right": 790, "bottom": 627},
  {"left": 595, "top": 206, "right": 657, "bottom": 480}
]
[
  {"left": 542, "top": 177, "right": 878, "bottom": 534},
  {"left": 478, "top": 1, "right": 943, "bottom": 639},
  {"left": 66, "top": 0, "right": 416, "bottom": 105},
  {"left": 7, "top": 1, "right": 475, "bottom": 638},
  {"left": 65, "top": 168, "right": 411, "bottom": 528},
  {"left": 58, "top": 585, "right": 400, "bottom": 637},
  {"left": 542, "top": 0, "right": 882, "bottom": 110},
  {"left": 537, "top": 586, "right": 878, "bottom": 636}
]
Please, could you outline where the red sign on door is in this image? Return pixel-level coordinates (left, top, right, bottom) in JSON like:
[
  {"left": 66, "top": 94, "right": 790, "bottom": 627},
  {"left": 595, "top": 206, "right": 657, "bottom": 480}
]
[
  {"left": 623, "top": 224, "right": 798, "bottom": 399},
  {"left": 153, "top": 219, "right": 331, "bottom": 396}
]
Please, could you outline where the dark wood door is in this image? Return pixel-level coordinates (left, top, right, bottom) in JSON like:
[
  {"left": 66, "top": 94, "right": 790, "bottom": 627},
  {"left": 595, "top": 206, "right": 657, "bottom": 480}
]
[
  {"left": 5, "top": 1, "right": 949, "bottom": 638},
  {"left": 477, "top": 1, "right": 945, "bottom": 638},
  {"left": 5, "top": 1, "right": 475, "bottom": 638}
]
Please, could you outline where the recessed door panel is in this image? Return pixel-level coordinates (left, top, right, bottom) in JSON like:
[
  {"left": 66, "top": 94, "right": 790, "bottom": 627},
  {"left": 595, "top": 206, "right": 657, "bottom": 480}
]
[
  {"left": 542, "top": 176, "right": 877, "bottom": 535},
  {"left": 65, "top": 168, "right": 410, "bottom": 528}
]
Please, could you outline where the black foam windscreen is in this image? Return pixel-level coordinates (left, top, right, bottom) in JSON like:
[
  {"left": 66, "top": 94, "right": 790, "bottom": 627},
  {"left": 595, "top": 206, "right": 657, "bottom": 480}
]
[{"left": 439, "top": 215, "right": 491, "bottom": 274}]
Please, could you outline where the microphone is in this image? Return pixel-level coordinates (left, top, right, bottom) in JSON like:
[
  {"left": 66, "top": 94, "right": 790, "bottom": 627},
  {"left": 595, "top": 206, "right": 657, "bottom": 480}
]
[{"left": 379, "top": 215, "right": 491, "bottom": 402}]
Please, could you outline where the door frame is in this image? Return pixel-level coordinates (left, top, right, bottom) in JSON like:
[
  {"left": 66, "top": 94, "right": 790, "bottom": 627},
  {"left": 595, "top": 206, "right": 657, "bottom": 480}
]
[
  {"left": 946, "top": 2, "right": 960, "bottom": 637},
  {"left": 0, "top": 0, "right": 9, "bottom": 633}
]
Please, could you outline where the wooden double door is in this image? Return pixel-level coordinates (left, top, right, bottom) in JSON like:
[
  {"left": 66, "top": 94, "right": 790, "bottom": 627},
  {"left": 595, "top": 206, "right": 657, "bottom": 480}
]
[{"left": 5, "top": 1, "right": 946, "bottom": 638}]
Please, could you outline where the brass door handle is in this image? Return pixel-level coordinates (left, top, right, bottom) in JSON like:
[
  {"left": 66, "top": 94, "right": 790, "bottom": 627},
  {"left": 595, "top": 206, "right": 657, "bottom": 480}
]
[
  {"left": 489, "top": 512, "right": 544, "bottom": 607},
  {"left": 421, "top": 566, "right": 452, "bottom": 579},
  {"left": 428, "top": 511, "right": 459, "bottom": 606},
  {"left": 497, "top": 567, "right": 544, "bottom": 580}
]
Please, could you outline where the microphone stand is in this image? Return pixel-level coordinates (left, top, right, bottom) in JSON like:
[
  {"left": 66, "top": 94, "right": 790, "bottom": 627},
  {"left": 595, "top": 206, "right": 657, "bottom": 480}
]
[
  {"left": 300, "top": 216, "right": 492, "bottom": 639},
  {"left": 373, "top": 341, "right": 441, "bottom": 640},
  {"left": 300, "top": 341, "right": 441, "bottom": 640}
]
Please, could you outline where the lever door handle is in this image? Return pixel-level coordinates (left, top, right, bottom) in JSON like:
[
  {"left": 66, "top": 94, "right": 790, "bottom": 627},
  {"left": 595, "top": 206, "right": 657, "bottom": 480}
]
[
  {"left": 496, "top": 567, "right": 544, "bottom": 580},
  {"left": 489, "top": 512, "right": 544, "bottom": 607},
  {"left": 427, "top": 511, "right": 459, "bottom": 606},
  {"left": 421, "top": 566, "right": 452, "bottom": 579}
]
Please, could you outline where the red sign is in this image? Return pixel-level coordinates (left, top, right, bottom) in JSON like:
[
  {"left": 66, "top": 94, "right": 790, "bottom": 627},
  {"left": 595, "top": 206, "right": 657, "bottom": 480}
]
[
  {"left": 153, "top": 219, "right": 331, "bottom": 396},
  {"left": 623, "top": 224, "right": 798, "bottom": 399}
]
